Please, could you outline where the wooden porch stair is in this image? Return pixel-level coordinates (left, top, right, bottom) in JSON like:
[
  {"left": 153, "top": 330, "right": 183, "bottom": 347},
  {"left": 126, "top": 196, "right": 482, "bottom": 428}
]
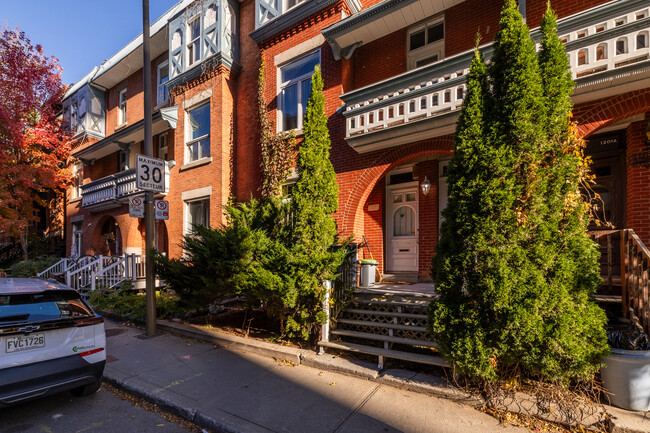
[{"left": 319, "top": 290, "right": 448, "bottom": 369}]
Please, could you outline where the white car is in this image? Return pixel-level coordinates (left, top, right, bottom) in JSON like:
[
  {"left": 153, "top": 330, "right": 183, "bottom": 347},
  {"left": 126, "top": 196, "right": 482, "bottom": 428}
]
[{"left": 0, "top": 278, "right": 105, "bottom": 407}]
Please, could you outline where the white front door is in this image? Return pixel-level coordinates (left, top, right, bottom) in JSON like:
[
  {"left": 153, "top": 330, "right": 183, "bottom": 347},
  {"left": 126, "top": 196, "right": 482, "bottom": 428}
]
[{"left": 386, "top": 184, "right": 418, "bottom": 272}]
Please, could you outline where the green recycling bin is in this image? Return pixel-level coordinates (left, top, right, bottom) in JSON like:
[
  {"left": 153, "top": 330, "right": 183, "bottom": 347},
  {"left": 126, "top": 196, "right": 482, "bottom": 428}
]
[{"left": 359, "top": 259, "right": 378, "bottom": 288}]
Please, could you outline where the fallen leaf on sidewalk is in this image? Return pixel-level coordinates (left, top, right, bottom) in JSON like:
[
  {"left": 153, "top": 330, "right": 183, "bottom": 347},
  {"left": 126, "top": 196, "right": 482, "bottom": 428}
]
[{"left": 330, "top": 383, "right": 336, "bottom": 386}]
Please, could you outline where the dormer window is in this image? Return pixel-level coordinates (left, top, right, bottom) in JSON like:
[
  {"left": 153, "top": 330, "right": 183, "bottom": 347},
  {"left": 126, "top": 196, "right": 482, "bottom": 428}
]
[
  {"left": 71, "top": 102, "right": 78, "bottom": 133},
  {"left": 408, "top": 18, "right": 445, "bottom": 70},
  {"left": 285, "top": 0, "right": 305, "bottom": 11},
  {"left": 62, "top": 85, "right": 105, "bottom": 138},
  {"left": 187, "top": 17, "right": 201, "bottom": 67},
  {"left": 78, "top": 97, "right": 87, "bottom": 133},
  {"left": 256, "top": 0, "right": 306, "bottom": 28}
]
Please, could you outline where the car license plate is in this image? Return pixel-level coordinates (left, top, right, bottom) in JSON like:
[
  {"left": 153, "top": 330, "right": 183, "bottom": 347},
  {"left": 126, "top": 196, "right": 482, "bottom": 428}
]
[{"left": 6, "top": 333, "right": 45, "bottom": 353}]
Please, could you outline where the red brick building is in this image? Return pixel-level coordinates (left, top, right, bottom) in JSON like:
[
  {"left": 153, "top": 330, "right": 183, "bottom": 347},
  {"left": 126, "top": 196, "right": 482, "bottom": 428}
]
[{"left": 63, "top": 0, "right": 650, "bottom": 282}]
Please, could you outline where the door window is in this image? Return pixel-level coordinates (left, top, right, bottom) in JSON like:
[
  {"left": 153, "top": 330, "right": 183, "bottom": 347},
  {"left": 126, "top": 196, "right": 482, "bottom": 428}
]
[{"left": 393, "top": 206, "right": 415, "bottom": 237}]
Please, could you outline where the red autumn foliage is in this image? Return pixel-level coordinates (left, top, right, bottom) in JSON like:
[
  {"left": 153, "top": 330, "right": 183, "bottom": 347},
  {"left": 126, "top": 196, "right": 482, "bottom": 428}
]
[{"left": 0, "top": 28, "right": 70, "bottom": 258}]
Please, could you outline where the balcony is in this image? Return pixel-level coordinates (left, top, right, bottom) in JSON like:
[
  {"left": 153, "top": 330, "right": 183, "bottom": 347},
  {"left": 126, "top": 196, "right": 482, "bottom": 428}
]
[
  {"left": 80, "top": 163, "right": 172, "bottom": 210},
  {"left": 337, "top": 0, "right": 650, "bottom": 153}
]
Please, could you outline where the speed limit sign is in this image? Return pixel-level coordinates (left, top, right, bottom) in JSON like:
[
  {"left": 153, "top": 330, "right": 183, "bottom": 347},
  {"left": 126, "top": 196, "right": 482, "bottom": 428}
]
[{"left": 136, "top": 154, "right": 165, "bottom": 192}]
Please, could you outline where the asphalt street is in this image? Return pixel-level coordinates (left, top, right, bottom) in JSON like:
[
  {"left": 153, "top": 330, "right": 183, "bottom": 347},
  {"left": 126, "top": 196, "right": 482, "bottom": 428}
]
[{"left": 0, "top": 384, "right": 200, "bottom": 433}]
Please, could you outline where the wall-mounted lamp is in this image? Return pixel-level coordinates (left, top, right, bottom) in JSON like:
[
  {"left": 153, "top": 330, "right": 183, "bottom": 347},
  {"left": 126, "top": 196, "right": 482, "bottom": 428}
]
[
  {"left": 645, "top": 122, "right": 650, "bottom": 146},
  {"left": 421, "top": 176, "right": 431, "bottom": 196}
]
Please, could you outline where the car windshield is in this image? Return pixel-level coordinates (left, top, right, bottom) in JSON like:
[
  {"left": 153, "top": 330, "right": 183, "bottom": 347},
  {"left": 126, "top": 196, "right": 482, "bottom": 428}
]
[{"left": 0, "top": 291, "right": 93, "bottom": 324}]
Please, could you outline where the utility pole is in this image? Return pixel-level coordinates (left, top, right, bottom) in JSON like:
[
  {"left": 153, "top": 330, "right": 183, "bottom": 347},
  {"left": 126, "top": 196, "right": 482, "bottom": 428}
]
[{"left": 142, "top": 0, "right": 156, "bottom": 337}]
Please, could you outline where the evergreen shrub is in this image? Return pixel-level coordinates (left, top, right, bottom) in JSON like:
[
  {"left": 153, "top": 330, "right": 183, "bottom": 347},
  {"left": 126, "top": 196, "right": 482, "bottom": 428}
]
[{"left": 428, "top": 0, "right": 608, "bottom": 384}]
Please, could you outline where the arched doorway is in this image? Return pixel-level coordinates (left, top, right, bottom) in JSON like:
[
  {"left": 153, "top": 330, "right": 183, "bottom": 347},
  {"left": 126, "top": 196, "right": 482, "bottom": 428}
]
[{"left": 100, "top": 217, "right": 122, "bottom": 256}]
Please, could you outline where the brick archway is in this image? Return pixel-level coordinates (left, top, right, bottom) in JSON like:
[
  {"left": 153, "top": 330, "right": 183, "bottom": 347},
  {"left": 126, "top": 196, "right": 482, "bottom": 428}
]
[
  {"left": 339, "top": 136, "right": 454, "bottom": 238},
  {"left": 575, "top": 88, "right": 650, "bottom": 137}
]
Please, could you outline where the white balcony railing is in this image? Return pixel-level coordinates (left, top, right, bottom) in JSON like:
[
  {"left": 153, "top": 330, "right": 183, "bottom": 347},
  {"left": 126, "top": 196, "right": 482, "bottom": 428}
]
[
  {"left": 342, "top": 1, "right": 650, "bottom": 142},
  {"left": 80, "top": 163, "right": 171, "bottom": 208}
]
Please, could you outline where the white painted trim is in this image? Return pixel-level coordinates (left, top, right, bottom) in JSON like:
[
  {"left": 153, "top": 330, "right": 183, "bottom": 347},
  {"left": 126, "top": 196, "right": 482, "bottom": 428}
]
[
  {"left": 274, "top": 34, "right": 324, "bottom": 66},
  {"left": 182, "top": 186, "right": 212, "bottom": 201},
  {"left": 183, "top": 89, "right": 212, "bottom": 110}
]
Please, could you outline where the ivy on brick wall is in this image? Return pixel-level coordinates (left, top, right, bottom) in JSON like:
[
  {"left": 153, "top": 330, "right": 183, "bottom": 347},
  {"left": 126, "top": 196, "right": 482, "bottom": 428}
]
[{"left": 258, "top": 58, "right": 296, "bottom": 198}]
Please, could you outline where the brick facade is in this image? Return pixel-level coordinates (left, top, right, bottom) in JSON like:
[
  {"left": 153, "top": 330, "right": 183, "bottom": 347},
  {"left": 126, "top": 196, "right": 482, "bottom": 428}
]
[{"left": 64, "top": 0, "right": 650, "bottom": 280}]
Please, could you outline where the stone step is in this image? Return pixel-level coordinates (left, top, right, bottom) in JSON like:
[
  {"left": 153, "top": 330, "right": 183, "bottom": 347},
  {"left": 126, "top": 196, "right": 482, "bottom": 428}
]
[
  {"left": 318, "top": 340, "right": 449, "bottom": 367},
  {"left": 353, "top": 298, "right": 431, "bottom": 309},
  {"left": 330, "top": 329, "right": 438, "bottom": 349},
  {"left": 343, "top": 308, "right": 427, "bottom": 320},
  {"left": 593, "top": 294, "right": 622, "bottom": 304},
  {"left": 336, "top": 318, "right": 427, "bottom": 333}
]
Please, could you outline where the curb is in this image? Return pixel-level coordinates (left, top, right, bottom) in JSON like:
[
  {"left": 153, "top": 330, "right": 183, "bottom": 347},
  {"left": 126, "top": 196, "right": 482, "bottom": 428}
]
[
  {"left": 103, "top": 374, "right": 241, "bottom": 433},
  {"left": 105, "top": 317, "right": 649, "bottom": 433}
]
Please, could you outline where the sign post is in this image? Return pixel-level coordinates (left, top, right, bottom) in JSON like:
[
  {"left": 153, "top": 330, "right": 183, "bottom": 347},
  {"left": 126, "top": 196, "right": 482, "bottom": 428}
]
[{"left": 142, "top": 0, "right": 156, "bottom": 338}]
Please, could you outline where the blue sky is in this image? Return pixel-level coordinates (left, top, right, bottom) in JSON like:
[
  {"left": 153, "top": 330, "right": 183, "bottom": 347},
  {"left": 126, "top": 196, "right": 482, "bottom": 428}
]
[{"left": 1, "top": 0, "right": 179, "bottom": 85}]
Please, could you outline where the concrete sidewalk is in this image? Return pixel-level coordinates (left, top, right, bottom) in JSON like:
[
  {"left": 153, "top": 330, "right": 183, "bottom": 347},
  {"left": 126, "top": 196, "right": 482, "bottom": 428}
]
[{"left": 103, "top": 318, "right": 649, "bottom": 433}]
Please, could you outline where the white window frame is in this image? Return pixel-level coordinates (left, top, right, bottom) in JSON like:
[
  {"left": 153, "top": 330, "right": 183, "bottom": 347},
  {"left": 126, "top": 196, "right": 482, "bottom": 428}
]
[
  {"left": 277, "top": 50, "right": 320, "bottom": 132},
  {"left": 185, "top": 101, "right": 211, "bottom": 163},
  {"left": 184, "top": 197, "right": 210, "bottom": 235},
  {"left": 187, "top": 15, "right": 201, "bottom": 68},
  {"left": 158, "top": 133, "right": 169, "bottom": 161},
  {"left": 118, "top": 88, "right": 127, "bottom": 125},
  {"left": 118, "top": 149, "right": 130, "bottom": 172},
  {"left": 284, "top": 0, "right": 305, "bottom": 12},
  {"left": 78, "top": 97, "right": 87, "bottom": 133},
  {"left": 72, "top": 162, "right": 83, "bottom": 199},
  {"left": 72, "top": 221, "right": 83, "bottom": 257},
  {"left": 157, "top": 60, "right": 169, "bottom": 105},
  {"left": 71, "top": 102, "right": 78, "bottom": 133},
  {"left": 407, "top": 17, "right": 445, "bottom": 70}
]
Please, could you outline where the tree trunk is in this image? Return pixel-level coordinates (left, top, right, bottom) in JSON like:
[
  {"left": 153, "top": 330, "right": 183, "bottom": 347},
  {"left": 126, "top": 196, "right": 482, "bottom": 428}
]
[{"left": 21, "top": 228, "right": 28, "bottom": 261}]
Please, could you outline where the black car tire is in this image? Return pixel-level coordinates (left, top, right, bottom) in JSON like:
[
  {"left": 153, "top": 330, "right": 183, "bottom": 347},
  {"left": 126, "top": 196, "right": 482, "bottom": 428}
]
[{"left": 71, "top": 377, "right": 103, "bottom": 397}]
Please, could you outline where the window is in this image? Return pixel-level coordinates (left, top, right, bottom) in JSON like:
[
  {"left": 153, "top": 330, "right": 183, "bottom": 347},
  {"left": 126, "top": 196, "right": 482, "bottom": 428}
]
[
  {"left": 278, "top": 51, "right": 319, "bottom": 131},
  {"left": 72, "top": 163, "right": 83, "bottom": 199},
  {"left": 186, "top": 198, "right": 209, "bottom": 233},
  {"left": 157, "top": 61, "right": 169, "bottom": 104},
  {"left": 158, "top": 134, "right": 168, "bottom": 161},
  {"left": 187, "top": 17, "right": 201, "bottom": 67},
  {"left": 616, "top": 37, "right": 628, "bottom": 55},
  {"left": 72, "top": 222, "right": 83, "bottom": 257},
  {"left": 118, "top": 149, "right": 129, "bottom": 172},
  {"left": 285, "top": 0, "right": 305, "bottom": 10},
  {"left": 118, "top": 88, "right": 127, "bottom": 125},
  {"left": 71, "top": 102, "right": 78, "bottom": 133},
  {"left": 408, "top": 18, "right": 444, "bottom": 69},
  {"left": 186, "top": 103, "right": 210, "bottom": 162},
  {"left": 78, "top": 97, "right": 86, "bottom": 133},
  {"left": 638, "top": 32, "right": 648, "bottom": 50}
]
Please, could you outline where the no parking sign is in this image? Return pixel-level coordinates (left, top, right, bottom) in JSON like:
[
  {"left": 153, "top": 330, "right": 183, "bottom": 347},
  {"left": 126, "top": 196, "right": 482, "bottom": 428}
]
[
  {"left": 129, "top": 195, "right": 144, "bottom": 218},
  {"left": 155, "top": 200, "right": 169, "bottom": 220}
]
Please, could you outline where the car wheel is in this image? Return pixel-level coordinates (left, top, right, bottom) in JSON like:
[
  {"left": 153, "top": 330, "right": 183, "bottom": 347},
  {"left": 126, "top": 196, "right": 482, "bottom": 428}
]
[{"left": 71, "top": 377, "right": 103, "bottom": 397}]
